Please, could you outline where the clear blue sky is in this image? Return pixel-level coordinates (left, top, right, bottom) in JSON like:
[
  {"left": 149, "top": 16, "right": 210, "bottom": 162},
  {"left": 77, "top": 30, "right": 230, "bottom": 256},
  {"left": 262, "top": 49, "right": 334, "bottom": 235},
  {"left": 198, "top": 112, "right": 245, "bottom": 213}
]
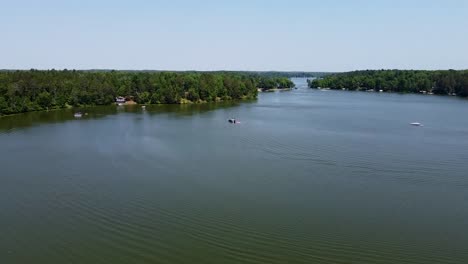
[{"left": 1, "top": 0, "right": 467, "bottom": 71}]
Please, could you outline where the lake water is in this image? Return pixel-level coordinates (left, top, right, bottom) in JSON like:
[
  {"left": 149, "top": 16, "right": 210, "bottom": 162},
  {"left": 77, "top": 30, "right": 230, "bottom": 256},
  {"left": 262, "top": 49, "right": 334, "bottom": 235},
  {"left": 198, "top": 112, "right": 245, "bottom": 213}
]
[{"left": 1, "top": 78, "right": 468, "bottom": 263}]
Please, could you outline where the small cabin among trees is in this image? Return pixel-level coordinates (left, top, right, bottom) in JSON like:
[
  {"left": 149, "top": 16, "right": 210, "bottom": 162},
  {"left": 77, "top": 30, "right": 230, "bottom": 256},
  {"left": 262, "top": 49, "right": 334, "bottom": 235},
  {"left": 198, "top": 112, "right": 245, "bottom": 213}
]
[{"left": 115, "top": 96, "right": 126, "bottom": 104}]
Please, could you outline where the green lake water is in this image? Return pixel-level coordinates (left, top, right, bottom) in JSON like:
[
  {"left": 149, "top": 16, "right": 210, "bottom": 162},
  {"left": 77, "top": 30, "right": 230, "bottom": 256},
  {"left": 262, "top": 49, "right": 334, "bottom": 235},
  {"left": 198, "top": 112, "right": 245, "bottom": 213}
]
[{"left": 1, "top": 78, "right": 467, "bottom": 263}]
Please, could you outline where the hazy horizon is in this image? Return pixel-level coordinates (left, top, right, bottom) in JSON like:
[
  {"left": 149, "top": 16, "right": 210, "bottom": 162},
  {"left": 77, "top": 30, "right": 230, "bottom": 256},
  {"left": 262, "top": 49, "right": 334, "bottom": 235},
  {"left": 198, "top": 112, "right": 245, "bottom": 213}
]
[{"left": 2, "top": 0, "right": 468, "bottom": 71}]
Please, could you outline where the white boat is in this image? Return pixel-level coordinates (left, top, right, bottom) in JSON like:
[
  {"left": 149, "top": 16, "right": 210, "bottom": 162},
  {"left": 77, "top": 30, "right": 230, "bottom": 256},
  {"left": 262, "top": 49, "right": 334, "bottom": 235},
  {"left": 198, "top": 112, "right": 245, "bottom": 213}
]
[
  {"left": 74, "top": 112, "right": 83, "bottom": 118},
  {"left": 410, "top": 122, "right": 423, "bottom": 126}
]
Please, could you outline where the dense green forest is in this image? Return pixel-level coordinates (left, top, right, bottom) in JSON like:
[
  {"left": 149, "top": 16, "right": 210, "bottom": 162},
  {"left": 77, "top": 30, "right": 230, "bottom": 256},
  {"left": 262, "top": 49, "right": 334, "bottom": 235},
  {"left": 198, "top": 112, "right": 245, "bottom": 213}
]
[
  {"left": 10, "top": 70, "right": 330, "bottom": 78},
  {"left": 0, "top": 70, "right": 293, "bottom": 115},
  {"left": 229, "top": 71, "right": 332, "bottom": 78},
  {"left": 308, "top": 70, "right": 468, "bottom": 97}
]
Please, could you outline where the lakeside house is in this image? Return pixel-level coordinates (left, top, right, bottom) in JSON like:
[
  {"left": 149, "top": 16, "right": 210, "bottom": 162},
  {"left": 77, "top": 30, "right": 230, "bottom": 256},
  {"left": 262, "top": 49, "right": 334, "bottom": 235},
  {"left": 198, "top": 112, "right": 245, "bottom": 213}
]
[{"left": 116, "top": 96, "right": 126, "bottom": 104}]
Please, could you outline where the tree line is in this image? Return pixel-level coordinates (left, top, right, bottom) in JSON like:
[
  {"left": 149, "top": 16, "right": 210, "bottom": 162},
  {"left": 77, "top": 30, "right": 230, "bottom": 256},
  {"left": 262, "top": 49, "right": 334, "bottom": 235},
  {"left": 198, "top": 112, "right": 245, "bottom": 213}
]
[
  {"left": 24, "top": 69, "right": 331, "bottom": 78},
  {"left": 0, "top": 70, "right": 294, "bottom": 115},
  {"left": 234, "top": 71, "right": 332, "bottom": 78},
  {"left": 308, "top": 70, "right": 468, "bottom": 97}
]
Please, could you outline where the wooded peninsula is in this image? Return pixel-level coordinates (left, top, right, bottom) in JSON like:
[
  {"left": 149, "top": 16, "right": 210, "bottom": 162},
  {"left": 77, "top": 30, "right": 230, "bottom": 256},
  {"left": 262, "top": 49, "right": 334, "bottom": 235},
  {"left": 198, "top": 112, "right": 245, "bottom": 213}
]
[
  {"left": 309, "top": 70, "right": 468, "bottom": 97},
  {"left": 0, "top": 70, "right": 294, "bottom": 115}
]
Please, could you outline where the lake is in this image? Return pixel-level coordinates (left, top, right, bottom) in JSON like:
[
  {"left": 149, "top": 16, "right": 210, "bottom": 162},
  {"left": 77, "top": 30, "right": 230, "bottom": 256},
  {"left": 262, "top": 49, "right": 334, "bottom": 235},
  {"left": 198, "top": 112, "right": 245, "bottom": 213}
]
[{"left": 1, "top": 78, "right": 467, "bottom": 263}]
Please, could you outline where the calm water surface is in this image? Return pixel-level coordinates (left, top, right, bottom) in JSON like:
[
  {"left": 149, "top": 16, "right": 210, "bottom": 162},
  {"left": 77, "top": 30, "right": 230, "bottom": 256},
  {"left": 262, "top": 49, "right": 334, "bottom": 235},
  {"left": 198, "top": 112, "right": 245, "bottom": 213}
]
[{"left": 1, "top": 79, "right": 468, "bottom": 263}]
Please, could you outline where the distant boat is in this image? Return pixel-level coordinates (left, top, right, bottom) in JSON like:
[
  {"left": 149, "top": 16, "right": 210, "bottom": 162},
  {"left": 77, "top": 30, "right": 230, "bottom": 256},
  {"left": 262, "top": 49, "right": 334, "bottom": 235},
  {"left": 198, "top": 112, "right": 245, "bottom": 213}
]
[
  {"left": 228, "top": 119, "right": 239, "bottom": 124},
  {"left": 74, "top": 112, "right": 83, "bottom": 118},
  {"left": 410, "top": 122, "right": 423, "bottom": 126},
  {"left": 142, "top": 105, "right": 146, "bottom": 109}
]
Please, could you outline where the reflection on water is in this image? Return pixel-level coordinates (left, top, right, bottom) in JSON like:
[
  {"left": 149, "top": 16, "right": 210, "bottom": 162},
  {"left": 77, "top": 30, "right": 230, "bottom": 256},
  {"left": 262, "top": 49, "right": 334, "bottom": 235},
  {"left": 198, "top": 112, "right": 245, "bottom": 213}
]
[{"left": 0, "top": 101, "right": 248, "bottom": 132}]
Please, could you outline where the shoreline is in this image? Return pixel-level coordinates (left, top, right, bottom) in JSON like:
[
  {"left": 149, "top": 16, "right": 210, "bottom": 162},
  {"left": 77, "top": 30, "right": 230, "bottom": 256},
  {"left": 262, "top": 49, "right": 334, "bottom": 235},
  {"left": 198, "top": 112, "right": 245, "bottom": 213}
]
[
  {"left": 0, "top": 97, "right": 257, "bottom": 118},
  {"left": 258, "top": 88, "right": 294, "bottom": 92},
  {"left": 311, "top": 87, "right": 468, "bottom": 99}
]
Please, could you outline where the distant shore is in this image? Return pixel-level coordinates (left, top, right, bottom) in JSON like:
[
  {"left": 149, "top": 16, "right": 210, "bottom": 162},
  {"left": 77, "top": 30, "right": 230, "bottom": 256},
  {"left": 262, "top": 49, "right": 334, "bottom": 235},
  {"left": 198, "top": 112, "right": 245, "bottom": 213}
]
[{"left": 308, "top": 70, "right": 468, "bottom": 98}]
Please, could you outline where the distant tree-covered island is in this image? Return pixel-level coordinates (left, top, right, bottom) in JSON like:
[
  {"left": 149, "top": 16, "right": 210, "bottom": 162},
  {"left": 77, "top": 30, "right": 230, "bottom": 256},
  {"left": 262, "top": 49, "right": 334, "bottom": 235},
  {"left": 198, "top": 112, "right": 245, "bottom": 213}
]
[
  {"left": 308, "top": 70, "right": 468, "bottom": 97},
  {"left": 258, "top": 77, "right": 295, "bottom": 91},
  {"left": 0, "top": 70, "right": 295, "bottom": 115}
]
